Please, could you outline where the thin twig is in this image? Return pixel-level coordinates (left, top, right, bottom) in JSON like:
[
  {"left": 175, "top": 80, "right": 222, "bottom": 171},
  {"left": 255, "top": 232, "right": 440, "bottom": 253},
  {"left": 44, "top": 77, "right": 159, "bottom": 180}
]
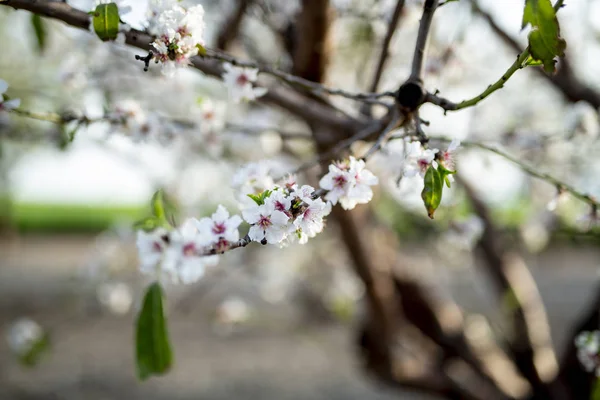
[
  {"left": 225, "top": 123, "right": 311, "bottom": 140},
  {"left": 431, "top": 136, "right": 599, "bottom": 208},
  {"left": 362, "top": 108, "right": 402, "bottom": 159},
  {"left": 282, "top": 121, "right": 385, "bottom": 178},
  {"left": 204, "top": 49, "right": 395, "bottom": 104},
  {"left": 427, "top": 0, "right": 568, "bottom": 112},
  {"left": 366, "top": 0, "right": 406, "bottom": 95},
  {"left": 425, "top": 51, "right": 530, "bottom": 111}
]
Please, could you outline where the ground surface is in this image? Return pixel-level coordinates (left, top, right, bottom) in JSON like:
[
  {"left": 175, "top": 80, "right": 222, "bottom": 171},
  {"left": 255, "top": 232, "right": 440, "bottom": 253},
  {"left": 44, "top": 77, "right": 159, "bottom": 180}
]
[{"left": 0, "top": 234, "right": 599, "bottom": 400}]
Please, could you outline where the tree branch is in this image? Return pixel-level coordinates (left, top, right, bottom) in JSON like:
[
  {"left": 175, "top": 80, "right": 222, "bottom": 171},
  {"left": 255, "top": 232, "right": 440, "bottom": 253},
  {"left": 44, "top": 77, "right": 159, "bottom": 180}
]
[
  {"left": 459, "top": 177, "right": 561, "bottom": 399},
  {"left": 430, "top": 136, "right": 599, "bottom": 209},
  {"left": 0, "top": 0, "right": 388, "bottom": 133},
  {"left": 551, "top": 285, "right": 600, "bottom": 400},
  {"left": 425, "top": 51, "right": 530, "bottom": 112},
  {"left": 468, "top": 0, "right": 600, "bottom": 110},
  {"left": 367, "top": 0, "right": 406, "bottom": 95},
  {"left": 409, "top": 0, "right": 439, "bottom": 82},
  {"left": 215, "top": 0, "right": 253, "bottom": 51}
]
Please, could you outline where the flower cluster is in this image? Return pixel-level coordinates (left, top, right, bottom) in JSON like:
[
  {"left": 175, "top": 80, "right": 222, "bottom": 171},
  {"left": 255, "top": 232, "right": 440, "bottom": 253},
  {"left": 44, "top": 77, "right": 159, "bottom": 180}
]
[
  {"left": 0, "top": 79, "right": 20, "bottom": 111},
  {"left": 222, "top": 62, "right": 268, "bottom": 103},
  {"left": 232, "top": 161, "right": 276, "bottom": 207},
  {"left": 136, "top": 157, "right": 378, "bottom": 283},
  {"left": 6, "top": 318, "right": 44, "bottom": 357},
  {"left": 241, "top": 183, "right": 331, "bottom": 245},
  {"left": 319, "top": 156, "right": 378, "bottom": 210},
  {"left": 575, "top": 330, "right": 600, "bottom": 375},
  {"left": 136, "top": 206, "right": 242, "bottom": 284},
  {"left": 402, "top": 139, "right": 460, "bottom": 180},
  {"left": 147, "top": 0, "right": 205, "bottom": 76}
]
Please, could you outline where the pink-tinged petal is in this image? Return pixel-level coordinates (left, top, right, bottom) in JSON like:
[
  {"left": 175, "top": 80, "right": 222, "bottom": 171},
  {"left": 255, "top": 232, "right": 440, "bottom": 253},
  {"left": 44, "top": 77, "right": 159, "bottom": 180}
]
[
  {"left": 0, "top": 79, "right": 8, "bottom": 95},
  {"left": 358, "top": 170, "right": 378, "bottom": 186},
  {"left": 226, "top": 214, "right": 243, "bottom": 230},
  {"left": 270, "top": 210, "right": 289, "bottom": 225},
  {"left": 339, "top": 197, "right": 358, "bottom": 210},
  {"left": 3, "top": 98, "right": 20, "bottom": 110},
  {"left": 212, "top": 204, "right": 230, "bottom": 222},
  {"left": 324, "top": 190, "right": 340, "bottom": 205},
  {"left": 252, "top": 87, "right": 268, "bottom": 98},
  {"left": 265, "top": 226, "right": 286, "bottom": 243},
  {"left": 248, "top": 225, "right": 264, "bottom": 242},
  {"left": 242, "top": 207, "right": 261, "bottom": 224},
  {"left": 448, "top": 139, "right": 460, "bottom": 152}
]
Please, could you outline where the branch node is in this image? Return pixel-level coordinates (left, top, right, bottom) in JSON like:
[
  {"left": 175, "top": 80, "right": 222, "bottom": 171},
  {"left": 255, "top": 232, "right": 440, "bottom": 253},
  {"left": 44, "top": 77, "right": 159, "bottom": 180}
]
[{"left": 135, "top": 51, "right": 153, "bottom": 72}]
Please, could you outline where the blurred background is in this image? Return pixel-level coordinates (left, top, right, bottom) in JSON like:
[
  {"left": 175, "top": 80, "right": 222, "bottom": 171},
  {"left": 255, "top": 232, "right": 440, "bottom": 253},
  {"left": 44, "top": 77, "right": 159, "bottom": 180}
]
[{"left": 1, "top": 0, "right": 600, "bottom": 399}]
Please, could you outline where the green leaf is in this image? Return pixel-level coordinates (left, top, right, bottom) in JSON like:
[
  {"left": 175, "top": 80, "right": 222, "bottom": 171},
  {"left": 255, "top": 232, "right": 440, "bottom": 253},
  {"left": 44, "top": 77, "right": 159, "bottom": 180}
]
[
  {"left": 136, "top": 282, "right": 173, "bottom": 380},
  {"left": 421, "top": 166, "right": 443, "bottom": 219},
  {"left": 92, "top": 3, "right": 120, "bottom": 42},
  {"left": 30, "top": 14, "right": 47, "bottom": 53},
  {"left": 150, "top": 189, "right": 177, "bottom": 227},
  {"left": 20, "top": 333, "right": 50, "bottom": 367},
  {"left": 592, "top": 378, "right": 600, "bottom": 400},
  {"left": 522, "top": 0, "right": 566, "bottom": 73},
  {"left": 246, "top": 189, "right": 272, "bottom": 206},
  {"left": 133, "top": 216, "right": 163, "bottom": 232},
  {"left": 196, "top": 43, "right": 206, "bottom": 56}
]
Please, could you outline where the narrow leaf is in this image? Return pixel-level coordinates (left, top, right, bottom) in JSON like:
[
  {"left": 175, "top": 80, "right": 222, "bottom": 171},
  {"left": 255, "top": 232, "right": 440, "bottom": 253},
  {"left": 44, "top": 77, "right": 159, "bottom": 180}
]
[
  {"left": 30, "top": 14, "right": 47, "bottom": 53},
  {"left": 522, "top": 0, "right": 566, "bottom": 73},
  {"left": 20, "top": 333, "right": 50, "bottom": 367},
  {"left": 421, "top": 166, "right": 443, "bottom": 219},
  {"left": 151, "top": 190, "right": 166, "bottom": 221},
  {"left": 92, "top": 3, "right": 120, "bottom": 42},
  {"left": 136, "top": 282, "right": 173, "bottom": 380},
  {"left": 592, "top": 378, "right": 600, "bottom": 400}
]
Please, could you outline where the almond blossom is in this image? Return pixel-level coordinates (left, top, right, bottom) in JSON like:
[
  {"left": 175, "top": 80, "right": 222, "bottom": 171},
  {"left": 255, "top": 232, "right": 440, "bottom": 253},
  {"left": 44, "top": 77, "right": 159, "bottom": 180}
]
[
  {"left": 293, "top": 197, "right": 331, "bottom": 244},
  {"left": 575, "top": 330, "right": 600, "bottom": 375},
  {"left": 242, "top": 200, "right": 290, "bottom": 244},
  {"left": 148, "top": 2, "right": 206, "bottom": 76},
  {"left": 403, "top": 141, "right": 439, "bottom": 178},
  {"left": 232, "top": 161, "right": 276, "bottom": 207},
  {"left": 222, "top": 62, "right": 268, "bottom": 103},
  {"left": 0, "top": 79, "right": 20, "bottom": 111},
  {"left": 195, "top": 205, "right": 243, "bottom": 252},
  {"left": 319, "top": 156, "right": 378, "bottom": 210},
  {"left": 136, "top": 220, "right": 218, "bottom": 284},
  {"left": 6, "top": 318, "right": 44, "bottom": 357}
]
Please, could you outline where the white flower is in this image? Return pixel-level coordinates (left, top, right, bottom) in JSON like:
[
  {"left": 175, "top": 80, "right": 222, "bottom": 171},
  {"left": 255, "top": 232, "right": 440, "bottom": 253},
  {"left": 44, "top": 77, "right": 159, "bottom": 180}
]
[
  {"left": 440, "top": 139, "right": 460, "bottom": 171},
  {"left": 242, "top": 200, "right": 290, "bottom": 244},
  {"left": 575, "top": 331, "right": 600, "bottom": 375},
  {"left": 6, "top": 318, "right": 44, "bottom": 356},
  {"left": 293, "top": 197, "right": 331, "bottom": 244},
  {"left": 319, "top": 157, "right": 378, "bottom": 210},
  {"left": 136, "top": 227, "right": 169, "bottom": 275},
  {"left": 136, "top": 220, "right": 219, "bottom": 284},
  {"left": 268, "top": 189, "right": 292, "bottom": 217},
  {"left": 232, "top": 161, "right": 275, "bottom": 207},
  {"left": 319, "top": 162, "right": 352, "bottom": 206},
  {"left": 108, "top": 99, "right": 158, "bottom": 141},
  {"left": 197, "top": 99, "right": 226, "bottom": 134},
  {"left": 195, "top": 205, "right": 243, "bottom": 252},
  {"left": 280, "top": 174, "right": 298, "bottom": 193},
  {"left": 291, "top": 184, "right": 315, "bottom": 204},
  {"left": 0, "top": 79, "right": 20, "bottom": 111},
  {"left": 222, "top": 62, "right": 268, "bottom": 103},
  {"left": 148, "top": 3, "right": 205, "bottom": 75},
  {"left": 403, "top": 141, "right": 439, "bottom": 178}
]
